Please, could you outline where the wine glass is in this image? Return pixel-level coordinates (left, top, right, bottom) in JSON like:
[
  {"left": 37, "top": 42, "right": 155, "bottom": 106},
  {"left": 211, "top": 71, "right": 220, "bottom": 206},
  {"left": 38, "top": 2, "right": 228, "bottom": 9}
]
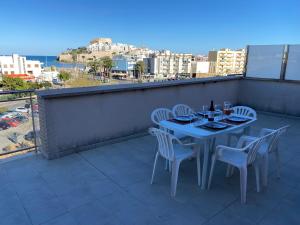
[
  {"left": 202, "top": 105, "right": 209, "bottom": 118},
  {"left": 223, "top": 101, "right": 232, "bottom": 116}
]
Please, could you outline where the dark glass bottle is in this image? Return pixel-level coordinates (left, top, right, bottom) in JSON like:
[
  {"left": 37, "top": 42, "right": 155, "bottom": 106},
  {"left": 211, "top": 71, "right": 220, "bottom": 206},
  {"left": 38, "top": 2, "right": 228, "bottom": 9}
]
[{"left": 208, "top": 100, "right": 215, "bottom": 121}]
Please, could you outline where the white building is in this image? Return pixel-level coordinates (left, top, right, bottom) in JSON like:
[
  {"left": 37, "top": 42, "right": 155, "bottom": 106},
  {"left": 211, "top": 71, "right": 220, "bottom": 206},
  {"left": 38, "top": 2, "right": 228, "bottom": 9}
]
[
  {"left": 87, "top": 37, "right": 154, "bottom": 60},
  {"left": 208, "top": 48, "right": 246, "bottom": 75},
  {"left": 0, "top": 54, "right": 43, "bottom": 80},
  {"left": 144, "top": 50, "right": 192, "bottom": 78},
  {"left": 190, "top": 61, "right": 210, "bottom": 77}
]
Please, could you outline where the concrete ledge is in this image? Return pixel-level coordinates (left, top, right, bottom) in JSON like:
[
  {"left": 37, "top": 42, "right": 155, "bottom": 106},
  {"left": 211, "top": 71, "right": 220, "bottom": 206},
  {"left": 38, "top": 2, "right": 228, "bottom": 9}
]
[{"left": 36, "top": 75, "right": 242, "bottom": 99}]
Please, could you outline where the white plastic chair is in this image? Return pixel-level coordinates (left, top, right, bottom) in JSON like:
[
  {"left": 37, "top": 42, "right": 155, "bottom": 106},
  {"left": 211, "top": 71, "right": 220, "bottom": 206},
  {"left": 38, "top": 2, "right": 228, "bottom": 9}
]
[
  {"left": 151, "top": 108, "right": 173, "bottom": 127},
  {"left": 248, "top": 125, "right": 289, "bottom": 187},
  {"left": 149, "top": 127, "right": 201, "bottom": 197},
  {"left": 172, "top": 104, "right": 195, "bottom": 117},
  {"left": 227, "top": 106, "right": 257, "bottom": 147},
  {"left": 208, "top": 133, "right": 270, "bottom": 204}
]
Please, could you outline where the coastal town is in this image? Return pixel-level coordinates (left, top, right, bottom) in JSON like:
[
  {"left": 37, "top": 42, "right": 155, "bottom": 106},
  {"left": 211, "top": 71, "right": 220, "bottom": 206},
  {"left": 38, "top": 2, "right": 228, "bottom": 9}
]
[{"left": 0, "top": 37, "right": 246, "bottom": 90}]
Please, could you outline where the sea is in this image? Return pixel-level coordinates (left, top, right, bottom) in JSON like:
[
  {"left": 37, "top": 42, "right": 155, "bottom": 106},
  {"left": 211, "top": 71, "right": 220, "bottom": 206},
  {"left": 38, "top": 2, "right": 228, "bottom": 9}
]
[{"left": 26, "top": 56, "right": 84, "bottom": 69}]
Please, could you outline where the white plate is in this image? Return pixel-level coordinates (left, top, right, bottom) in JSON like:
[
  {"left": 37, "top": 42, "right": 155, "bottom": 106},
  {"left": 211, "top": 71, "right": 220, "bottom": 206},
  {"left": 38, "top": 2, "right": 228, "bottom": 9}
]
[
  {"left": 175, "top": 115, "right": 194, "bottom": 122},
  {"left": 204, "top": 122, "right": 228, "bottom": 129},
  {"left": 227, "top": 116, "right": 248, "bottom": 122}
]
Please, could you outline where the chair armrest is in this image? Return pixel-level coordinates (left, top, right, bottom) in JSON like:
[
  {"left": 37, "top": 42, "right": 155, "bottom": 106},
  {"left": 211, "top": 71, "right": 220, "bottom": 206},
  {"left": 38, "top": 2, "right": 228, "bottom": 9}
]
[
  {"left": 172, "top": 136, "right": 197, "bottom": 148},
  {"left": 215, "top": 145, "right": 245, "bottom": 157},
  {"left": 259, "top": 128, "right": 276, "bottom": 137},
  {"left": 236, "top": 135, "right": 258, "bottom": 148}
]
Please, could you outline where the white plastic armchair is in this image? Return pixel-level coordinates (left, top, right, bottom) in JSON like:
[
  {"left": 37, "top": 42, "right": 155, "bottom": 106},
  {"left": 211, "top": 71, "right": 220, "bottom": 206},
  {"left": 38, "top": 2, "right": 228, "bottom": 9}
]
[
  {"left": 151, "top": 108, "right": 173, "bottom": 127},
  {"left": 149, "top": 127, "right": 201, "bottom": 197},
  {"left": 227, "top": 106, "right": 257, "bottom": 146},
  {"left": 172, "top": 104, "right": 195, "bottom": 117},
  {"left": 232, "top": 106, "right": 257, "bottom": 118},
  {"left": 208, "top": 134, "right": 270, "bottom": 204},
  {"left": 253, "top": 125, "right": 289, "bottom": 187}
]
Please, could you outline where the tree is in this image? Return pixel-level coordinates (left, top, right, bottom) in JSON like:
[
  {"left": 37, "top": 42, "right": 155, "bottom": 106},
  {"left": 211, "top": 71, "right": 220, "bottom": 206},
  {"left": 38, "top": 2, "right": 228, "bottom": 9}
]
[
  {"left": 135, "top": 61, "right": 145, "bottom": 79},
  {"left": 101, "top": 56, "right": 114, "bottom": 79},
  {"left": 0, "top": 77, "right": 29, "bottom": 90},
  {"left": 87, "top": 59, "right": 102, "bottom": 77},
  {"left": 58, "top": 71, "right": 71, "bottom": 82}
]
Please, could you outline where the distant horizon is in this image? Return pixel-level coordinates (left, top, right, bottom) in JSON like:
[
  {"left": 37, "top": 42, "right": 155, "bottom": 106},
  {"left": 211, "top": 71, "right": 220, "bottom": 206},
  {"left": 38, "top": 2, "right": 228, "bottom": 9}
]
[{"left": 1, "top": 0, "right": 299, "bottom": 55}]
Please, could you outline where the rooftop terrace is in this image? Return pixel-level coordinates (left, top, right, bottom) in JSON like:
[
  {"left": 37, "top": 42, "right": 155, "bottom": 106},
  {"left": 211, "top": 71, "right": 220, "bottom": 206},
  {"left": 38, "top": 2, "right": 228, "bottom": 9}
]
[
  {"left": 0, "top": 44, "right": 299, "bottom": 225},
  {"left": 0, "top": 113, "right": 299, "bottom": 225}
]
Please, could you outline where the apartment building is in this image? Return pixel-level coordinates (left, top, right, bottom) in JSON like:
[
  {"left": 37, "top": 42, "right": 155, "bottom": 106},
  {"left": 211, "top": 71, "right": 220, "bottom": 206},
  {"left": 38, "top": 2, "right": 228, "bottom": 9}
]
[
  {"left": 208, "top": 48, "right": 246, "bottom": 75},
  {"left": 144, "top": 50, "right": 192, "bottom": 77},
  {"left": 111, "top": 55, "right": 136, "bottom": 78},
  {"left": 0, "top": 54, "right": 42, "bottom": 80}
]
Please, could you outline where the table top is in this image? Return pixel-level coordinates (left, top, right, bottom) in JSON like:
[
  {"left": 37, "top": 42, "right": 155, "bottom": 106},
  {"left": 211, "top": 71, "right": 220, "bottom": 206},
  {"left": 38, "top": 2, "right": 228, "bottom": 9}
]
[{"left": 160, "top": 114, "right": 257, "bottom": 139}]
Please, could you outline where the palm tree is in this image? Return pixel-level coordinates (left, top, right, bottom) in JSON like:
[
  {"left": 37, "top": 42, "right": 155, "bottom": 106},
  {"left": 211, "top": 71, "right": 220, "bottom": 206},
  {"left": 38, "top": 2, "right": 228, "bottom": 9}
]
[
  {"left": 134, "top": 61, "right": 145, "bottom": 79},
  {"left": 100, "top": 56, "right": 114, "bottom": 79}
]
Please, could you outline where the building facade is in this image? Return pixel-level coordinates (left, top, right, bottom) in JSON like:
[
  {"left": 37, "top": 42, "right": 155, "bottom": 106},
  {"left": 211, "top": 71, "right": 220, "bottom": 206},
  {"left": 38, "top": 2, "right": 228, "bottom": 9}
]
[
  {"left": 208, "top": 48, "right": 246, "bottom": 75},
  {"left": 144, "top": 50, "right": 192, "bottom": 78},
  {"left": 111, "top": 55, "right": 136, "bottom": 78},
  {"left": 0, "top": 54, "right": 43, "bottom": 80}
]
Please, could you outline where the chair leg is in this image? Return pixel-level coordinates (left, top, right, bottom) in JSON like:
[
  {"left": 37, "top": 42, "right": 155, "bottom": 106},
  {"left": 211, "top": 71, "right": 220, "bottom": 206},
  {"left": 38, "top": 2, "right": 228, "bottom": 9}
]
[
  {"left": 274, "top": 147, "right": 281, "bottom": 179},
  {"left": 227, "top": 135, "right": 232, "bottom": 147},
  {"left": 151, "top": 152, "right": 159, "bottom": 184},
  {"left": 254, "top": 161, "right": 260, "bottom": 192},
  {"left": 262, "top": 153, "right": 269, "bottom": 187},
  {"left": 171, "top": 160, "right": 180, "bottom": 197},
  {"left": 208, "top": 154, "right": 216, "bottom": 190},
  {"left": 196, "top": 151, "right": 201, "bottom": 186},
  {"left": 239, "top": 166, "right": 248, "bottom": 204},
  {"left": 226, "top": 165, "right": 232, "bottom": 177},
  {"left": 169, "top": 160, "right": 172, "bottom": 172}
]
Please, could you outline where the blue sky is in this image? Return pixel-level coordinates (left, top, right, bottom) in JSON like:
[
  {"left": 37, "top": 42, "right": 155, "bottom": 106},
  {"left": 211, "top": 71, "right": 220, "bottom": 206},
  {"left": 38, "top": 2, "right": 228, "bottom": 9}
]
[{"left": 0, "top": 0, "right": 299, "bottom": 56}]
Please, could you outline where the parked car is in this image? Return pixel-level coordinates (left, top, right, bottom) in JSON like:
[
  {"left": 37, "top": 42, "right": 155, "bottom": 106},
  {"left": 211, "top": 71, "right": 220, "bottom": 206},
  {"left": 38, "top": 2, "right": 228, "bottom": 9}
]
[
  {"left": 15, "top": 107, "right": 29, "bottom": 113},
  {"left": 14, "top": 115, "right": 29, "bottom": 123},
  {"left": 24, "top": 131, "right": 35, "bottom": 142},
  {"left": 0, "top": 121, "right": 10, "bottom": 130},
  {"left": 1, "top": 118, "right": 20, "bottom": 127}
]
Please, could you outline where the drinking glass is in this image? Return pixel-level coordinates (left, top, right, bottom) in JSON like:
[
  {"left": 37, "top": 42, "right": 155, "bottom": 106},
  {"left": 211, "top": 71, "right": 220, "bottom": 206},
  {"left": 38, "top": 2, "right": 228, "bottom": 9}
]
[
  {"left": 223, "top": 101, "right": 232, "bottom": 116},
  {"left": 215, "top": 104, "right": 223, "bottom": 120},
  {"left": 202, "top": 105, "right": 209, "bottom": 118}
]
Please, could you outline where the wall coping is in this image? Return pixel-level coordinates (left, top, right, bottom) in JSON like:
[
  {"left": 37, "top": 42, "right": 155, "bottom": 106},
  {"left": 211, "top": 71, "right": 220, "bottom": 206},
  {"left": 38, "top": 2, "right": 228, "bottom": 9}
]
[{"left": 36, "top": 75, "right": 242, "bottom": 99}]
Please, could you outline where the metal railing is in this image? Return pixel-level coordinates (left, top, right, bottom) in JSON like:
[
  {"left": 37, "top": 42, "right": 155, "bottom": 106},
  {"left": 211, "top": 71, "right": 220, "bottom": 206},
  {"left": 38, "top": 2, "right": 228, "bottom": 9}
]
[{"left": 0, "top": 89, "right": 38, "bottom": 156}]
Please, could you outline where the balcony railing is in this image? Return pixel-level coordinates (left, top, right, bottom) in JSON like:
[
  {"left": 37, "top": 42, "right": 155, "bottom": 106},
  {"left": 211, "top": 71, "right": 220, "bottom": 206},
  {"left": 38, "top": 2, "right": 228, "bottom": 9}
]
[{"left": 0, "top": 90, "right": 39, "bottom": 156}]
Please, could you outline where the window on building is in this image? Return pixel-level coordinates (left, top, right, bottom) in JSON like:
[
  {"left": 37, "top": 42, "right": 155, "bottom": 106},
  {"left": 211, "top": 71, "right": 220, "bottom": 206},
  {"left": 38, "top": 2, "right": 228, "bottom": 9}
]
[
  {"left": 4, "top": 64, "right": 8, "bottom": 68},
  {"left": 4, "top": 71, "right": 8, "bottom": 75},
  {"left": 10, "top": 64, "right": 14, "bottom": 68},
  {"left": 34, "top": 64, "right": 39, "bottom": 68},
  {"left": 27, "top": 64, "right": 31, "bottom": 68},
  {"left": 11, "top": 71, "right": 15, "bottom": 75}
]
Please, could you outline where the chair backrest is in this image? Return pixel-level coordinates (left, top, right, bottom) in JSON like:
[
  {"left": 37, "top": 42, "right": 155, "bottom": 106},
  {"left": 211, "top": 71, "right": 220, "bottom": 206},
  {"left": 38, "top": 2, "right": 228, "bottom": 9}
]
[
  {"left": 232, "top": 106, "right": 257, "bottom": 118},
  {"left": 269, "top": 125, "right": 289, "bottom": 153},
  {"left": 151, "top": 108, "right": 173, "bottom": 126},
  {"left": 149, "top": 127, "right": 175, "bottom": 160},
  {"left": 172, "top": 104, "right": 195, "bottom": 117},
  {"left": 246, "top": 132, "right": 273, "bottom": 165}
]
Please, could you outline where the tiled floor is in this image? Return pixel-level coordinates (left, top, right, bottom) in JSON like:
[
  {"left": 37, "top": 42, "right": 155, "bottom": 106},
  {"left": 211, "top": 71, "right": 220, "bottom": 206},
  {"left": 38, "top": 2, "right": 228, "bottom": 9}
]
[{"left": 0, "top": 112, "right": 299, "bottom": 225}]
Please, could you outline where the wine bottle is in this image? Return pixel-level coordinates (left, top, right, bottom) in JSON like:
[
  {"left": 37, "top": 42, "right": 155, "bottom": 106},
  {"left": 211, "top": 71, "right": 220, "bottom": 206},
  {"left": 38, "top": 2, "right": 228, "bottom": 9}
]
[{"left": 208, "top": 100, "right": 215, "bottom": 121}]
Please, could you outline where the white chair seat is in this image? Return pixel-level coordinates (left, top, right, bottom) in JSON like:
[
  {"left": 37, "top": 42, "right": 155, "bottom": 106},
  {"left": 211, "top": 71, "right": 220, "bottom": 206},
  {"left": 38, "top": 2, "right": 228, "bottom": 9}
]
[
  {"left": 174, "top": 144, "right": 195, "bottom": 160},
  {"left": 219, "top": 149, "right": 247, "bottom": 168}
]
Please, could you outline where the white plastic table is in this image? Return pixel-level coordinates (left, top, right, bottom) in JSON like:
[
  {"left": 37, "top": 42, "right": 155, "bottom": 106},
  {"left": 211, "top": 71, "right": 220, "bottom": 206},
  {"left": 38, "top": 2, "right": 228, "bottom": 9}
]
[{"left": 160, "top": 115, "right": 257, "bottom": 189}]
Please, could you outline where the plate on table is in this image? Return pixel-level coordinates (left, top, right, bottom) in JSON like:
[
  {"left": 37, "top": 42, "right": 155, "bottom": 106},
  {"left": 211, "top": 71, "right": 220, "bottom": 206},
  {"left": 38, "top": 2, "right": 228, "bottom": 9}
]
[
  {"left": 174, "top": 115, "right": 195, "bottom": 122},
  {"left": 227, "top": 116, "right": 249, "bottom": 122},
  {"left": 203, "top": 122, "right": 229, "bottom": 130}
]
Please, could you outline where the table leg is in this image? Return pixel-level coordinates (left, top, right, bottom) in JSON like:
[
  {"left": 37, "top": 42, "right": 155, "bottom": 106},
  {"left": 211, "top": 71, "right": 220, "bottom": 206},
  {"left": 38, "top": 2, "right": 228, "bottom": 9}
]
[{"left": 201, "top": 139, "right": 211, "bottom": 189}]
